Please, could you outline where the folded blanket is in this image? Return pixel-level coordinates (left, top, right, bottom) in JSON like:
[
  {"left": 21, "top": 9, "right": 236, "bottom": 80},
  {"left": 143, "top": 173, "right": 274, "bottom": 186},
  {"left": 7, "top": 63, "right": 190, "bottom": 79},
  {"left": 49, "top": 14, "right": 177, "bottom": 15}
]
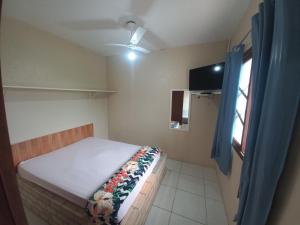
[{"left": 86, "top": 146, "right": 160, "bottom": 225}]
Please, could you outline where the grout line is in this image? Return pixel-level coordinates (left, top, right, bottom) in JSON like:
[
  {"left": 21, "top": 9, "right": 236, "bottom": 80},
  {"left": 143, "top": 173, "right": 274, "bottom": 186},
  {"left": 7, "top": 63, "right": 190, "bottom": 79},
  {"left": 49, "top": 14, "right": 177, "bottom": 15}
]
[
  {"left": 161, "top": 170, "right": 179, "bottom": 188},
  {"left": 154, "top": 160, "right": 226, "bottom": 225},
  {"left": 204, "top": 180, "right": 224, "bottom": 203},
  {"left": 176, "top": 186, "right": 205, "bottom": 198},
  {"left": 153, "top": 205, "right": 205, "bottom": 225},
  {"left": 212, "top": 170, "right": 227, "bottom": 205},
  {"left": 175, "top": 162, "right": 206, "bottom": 224},
  {"left": 153, "top": 204, "right": 172, "bottom": 212},
  {"left": 150, "top": 205, "right": 172, "bottom": 225},
  {"left": 170, "top": 176, "right": 180, "bottom": 213},
  {"left": 167, "top": 211, "right": 172, "bottom": 225},
  {"left": 171, "top": 211, "right": 206, "bottom": 225},
  {"left": 164, "top": 161, "right": 180, "bottom": 225},
  {"left": 174, "top": 188, "right": 206, "bottom": 198},
  {"left": 179, "top": 162, "right": 205, "bottom": 180}
]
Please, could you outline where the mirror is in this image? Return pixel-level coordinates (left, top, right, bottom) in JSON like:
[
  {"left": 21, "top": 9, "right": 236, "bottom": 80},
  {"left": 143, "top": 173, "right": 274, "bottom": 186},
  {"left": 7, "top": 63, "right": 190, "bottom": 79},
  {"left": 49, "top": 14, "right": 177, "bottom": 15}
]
[{"left": 169, "top": 90, "right": 191, "bottom": 131}]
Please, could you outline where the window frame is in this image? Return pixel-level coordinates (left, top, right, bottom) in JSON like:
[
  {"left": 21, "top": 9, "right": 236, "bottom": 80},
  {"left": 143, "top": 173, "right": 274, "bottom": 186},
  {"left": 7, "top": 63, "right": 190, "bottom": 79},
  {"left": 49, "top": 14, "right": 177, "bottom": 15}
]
[{"left": 233, "top": 48, "right": 253, "bottom": 159}]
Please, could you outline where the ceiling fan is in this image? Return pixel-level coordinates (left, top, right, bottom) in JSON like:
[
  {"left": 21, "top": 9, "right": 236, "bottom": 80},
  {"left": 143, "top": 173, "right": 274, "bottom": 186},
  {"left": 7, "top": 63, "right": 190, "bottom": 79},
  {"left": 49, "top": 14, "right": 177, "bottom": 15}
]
[{"left": 105, "top": 20, "right": 150, "bottom": 54}]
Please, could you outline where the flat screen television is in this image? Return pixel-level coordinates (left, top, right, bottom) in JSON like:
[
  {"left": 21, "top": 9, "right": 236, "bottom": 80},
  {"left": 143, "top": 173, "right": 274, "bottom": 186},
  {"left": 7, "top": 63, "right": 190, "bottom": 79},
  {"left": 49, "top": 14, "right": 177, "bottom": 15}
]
[{"left": 189, "top": 62, "right": 225, "bottom": 92}]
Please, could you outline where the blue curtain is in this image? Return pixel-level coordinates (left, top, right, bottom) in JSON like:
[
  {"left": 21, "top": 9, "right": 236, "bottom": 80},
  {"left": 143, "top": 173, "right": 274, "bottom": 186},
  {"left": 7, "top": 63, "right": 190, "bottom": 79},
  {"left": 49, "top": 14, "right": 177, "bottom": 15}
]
[
  {"left": 235, "top": 0, "right": 300, "bottom": 225},
  {"left": 212, "top": 44, "right": 244, "bottom": 175}
]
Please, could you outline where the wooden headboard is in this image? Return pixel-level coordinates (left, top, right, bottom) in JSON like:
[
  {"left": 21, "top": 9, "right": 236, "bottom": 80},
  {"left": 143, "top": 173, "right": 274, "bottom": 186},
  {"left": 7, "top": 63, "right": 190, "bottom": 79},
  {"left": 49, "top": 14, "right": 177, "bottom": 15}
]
[{"left": 11, "top": 124, "right": 94, "bottom": 168}]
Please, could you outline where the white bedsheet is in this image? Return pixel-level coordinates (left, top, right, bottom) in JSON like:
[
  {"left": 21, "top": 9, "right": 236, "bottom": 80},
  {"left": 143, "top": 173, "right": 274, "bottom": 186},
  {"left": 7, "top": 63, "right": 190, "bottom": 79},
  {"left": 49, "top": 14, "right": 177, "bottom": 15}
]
[{"left": 18, "top": 137, "right": 160, "bottom": 222}]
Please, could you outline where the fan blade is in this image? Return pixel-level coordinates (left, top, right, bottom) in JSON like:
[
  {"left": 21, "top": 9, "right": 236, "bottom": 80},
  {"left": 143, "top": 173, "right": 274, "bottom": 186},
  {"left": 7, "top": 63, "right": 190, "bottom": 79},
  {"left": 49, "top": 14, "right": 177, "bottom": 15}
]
[
  {"left": 105, "top": 43, "right": 131, "bottom": 49},
  {"left": 130, "top": 27, "right": 146, "bottom": 45},
  {"left": 105, "top": 43, "right": 150, "bottom": 54},
  {"left": 131, "top": 46, "right": 150, "bottom": 54}
]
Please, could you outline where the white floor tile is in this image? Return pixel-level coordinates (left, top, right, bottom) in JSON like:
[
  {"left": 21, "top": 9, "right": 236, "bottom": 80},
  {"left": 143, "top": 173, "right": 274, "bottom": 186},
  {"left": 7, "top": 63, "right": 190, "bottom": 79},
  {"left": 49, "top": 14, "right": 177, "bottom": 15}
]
[
  {"left": 166, "top": 159, "right": 182, "bottom": 172},
  {"left": 205, "top": 180, "right": 222, "bottom": 201},
  {"left": 172, "top": 190, "right": 206, "bottom": 224},
  {"left": 153, "top": 185, "right": 176, "bottom": 211},
  {"left": 206, "top": 198, "right": 228, "bottom": 225},
  {"left": 169, "top": 213, "right": 203, "bottom": 225},
  {"left": 203, "top": 167, "right": 218, "bottom": 182},
  {"left": 162, "top": 169, "right": 179, "bottom": 188},
  {"left": 181, "top": 163, "right": 204, "bottom": 179},
  {"left": 177, "top": 174, "right": 205, "bottom": 196},
  {"left": 145, "top": 206, "right": 171, "bottom": 225}
]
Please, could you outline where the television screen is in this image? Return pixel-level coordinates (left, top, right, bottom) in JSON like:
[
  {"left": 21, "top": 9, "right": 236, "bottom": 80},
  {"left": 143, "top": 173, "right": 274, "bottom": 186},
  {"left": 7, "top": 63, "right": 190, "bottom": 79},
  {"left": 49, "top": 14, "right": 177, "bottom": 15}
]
[{"left": 189, "top": 62, "right": 225, "bottom": 91}]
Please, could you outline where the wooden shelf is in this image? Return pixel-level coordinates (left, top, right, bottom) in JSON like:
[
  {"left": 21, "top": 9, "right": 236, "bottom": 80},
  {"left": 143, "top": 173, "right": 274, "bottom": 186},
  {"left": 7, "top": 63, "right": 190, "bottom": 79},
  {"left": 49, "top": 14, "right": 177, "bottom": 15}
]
[{"left": 3, "top": 85, "right": 118, "bottom": 94}]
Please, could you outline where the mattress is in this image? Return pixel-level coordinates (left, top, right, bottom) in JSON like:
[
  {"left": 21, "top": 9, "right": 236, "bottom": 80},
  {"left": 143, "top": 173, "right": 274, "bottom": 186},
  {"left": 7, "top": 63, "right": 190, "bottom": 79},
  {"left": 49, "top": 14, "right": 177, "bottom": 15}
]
[{"left": 18, "top": 137, "right": 160, "bottom": 222}]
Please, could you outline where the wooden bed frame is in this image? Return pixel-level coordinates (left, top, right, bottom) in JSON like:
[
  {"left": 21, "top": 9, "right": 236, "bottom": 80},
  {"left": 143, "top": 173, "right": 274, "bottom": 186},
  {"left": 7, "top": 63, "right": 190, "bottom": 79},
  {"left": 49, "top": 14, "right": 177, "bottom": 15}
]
[
  {"left": 12, "top": 124, "right": 166, "bottom": 225},
  {"left": 11, "top": 124, "right": 94, "bottom": 169}
]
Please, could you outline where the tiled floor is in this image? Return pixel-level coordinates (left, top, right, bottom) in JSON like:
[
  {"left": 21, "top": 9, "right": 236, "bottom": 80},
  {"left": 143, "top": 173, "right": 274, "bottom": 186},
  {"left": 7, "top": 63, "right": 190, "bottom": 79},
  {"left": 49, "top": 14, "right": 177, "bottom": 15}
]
[
  {"left": 24, "top": 159, "right": 228, "bottom": 225},
  {"left": 145, "top": 159, "right": 228, "bottom": 225}
]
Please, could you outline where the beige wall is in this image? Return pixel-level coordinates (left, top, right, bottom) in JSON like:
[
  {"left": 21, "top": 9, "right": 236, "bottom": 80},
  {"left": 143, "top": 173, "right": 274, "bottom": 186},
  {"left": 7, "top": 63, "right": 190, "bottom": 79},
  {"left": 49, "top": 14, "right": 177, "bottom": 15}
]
[
  {"left": 217, "top": 151, "right": 243, "bottom": 224},
  {"left": 217, "top": 0, "right": 300, "bottom": 225},
  {"left": 107, "top": 42, "right": 227, "bottom": 166},
  {"left": 229, "top": 0, "right": 261, "bottom": 50},
  {"left": 1, "top": 18, "right": 109, "bottom": 143}
]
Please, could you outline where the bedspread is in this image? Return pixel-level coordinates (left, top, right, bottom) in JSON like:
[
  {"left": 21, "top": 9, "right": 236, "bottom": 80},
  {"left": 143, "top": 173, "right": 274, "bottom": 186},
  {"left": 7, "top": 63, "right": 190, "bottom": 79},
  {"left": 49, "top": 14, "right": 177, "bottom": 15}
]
[{"left": 86, "top": 146, "right": 160, "bottom": 225}]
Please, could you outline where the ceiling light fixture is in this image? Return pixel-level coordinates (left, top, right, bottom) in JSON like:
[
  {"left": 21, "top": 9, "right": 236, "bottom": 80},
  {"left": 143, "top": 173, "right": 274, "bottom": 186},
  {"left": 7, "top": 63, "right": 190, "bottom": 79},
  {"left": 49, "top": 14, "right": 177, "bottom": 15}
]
[{"left": 128, "top": 51, "right": 137, "bottom": 61}]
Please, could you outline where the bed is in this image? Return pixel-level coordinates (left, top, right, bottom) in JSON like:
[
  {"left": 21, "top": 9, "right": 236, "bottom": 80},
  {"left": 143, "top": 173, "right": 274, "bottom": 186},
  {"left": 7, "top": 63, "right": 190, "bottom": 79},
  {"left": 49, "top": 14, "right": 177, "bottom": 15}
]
[{"left": 12, "top": 124, "right": 166, "bottom": 225}]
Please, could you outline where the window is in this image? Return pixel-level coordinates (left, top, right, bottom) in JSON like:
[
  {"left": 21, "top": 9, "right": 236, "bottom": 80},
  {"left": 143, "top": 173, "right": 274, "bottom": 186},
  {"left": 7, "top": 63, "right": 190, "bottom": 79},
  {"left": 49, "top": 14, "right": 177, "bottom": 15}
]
[{"left": 232, "top": 49, "right": 252, "bottom": 158}]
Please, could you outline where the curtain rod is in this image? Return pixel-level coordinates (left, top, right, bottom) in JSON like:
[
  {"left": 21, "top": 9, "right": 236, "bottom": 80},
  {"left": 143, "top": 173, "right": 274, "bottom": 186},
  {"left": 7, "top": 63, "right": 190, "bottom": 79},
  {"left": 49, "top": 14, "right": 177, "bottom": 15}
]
[
  {"left": 239, "top": 29, "right": 251, "bottom": 45},
  {"left": 228, "top": 29, "right": 251, "bottom": 53}
]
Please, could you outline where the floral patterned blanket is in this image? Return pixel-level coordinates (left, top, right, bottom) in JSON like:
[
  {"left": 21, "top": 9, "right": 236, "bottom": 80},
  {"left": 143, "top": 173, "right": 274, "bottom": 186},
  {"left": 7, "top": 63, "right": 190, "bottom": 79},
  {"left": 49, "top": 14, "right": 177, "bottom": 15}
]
[{"left": 86, "top": 146, "right": 160, "bottom": 225}]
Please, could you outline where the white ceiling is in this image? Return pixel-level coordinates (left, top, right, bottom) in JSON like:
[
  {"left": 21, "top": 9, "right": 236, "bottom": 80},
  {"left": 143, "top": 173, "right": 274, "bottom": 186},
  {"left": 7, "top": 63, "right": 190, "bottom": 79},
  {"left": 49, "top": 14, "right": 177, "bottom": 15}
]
[{"left": 3, "top": 0, "right": 251, "bottom": 56}]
